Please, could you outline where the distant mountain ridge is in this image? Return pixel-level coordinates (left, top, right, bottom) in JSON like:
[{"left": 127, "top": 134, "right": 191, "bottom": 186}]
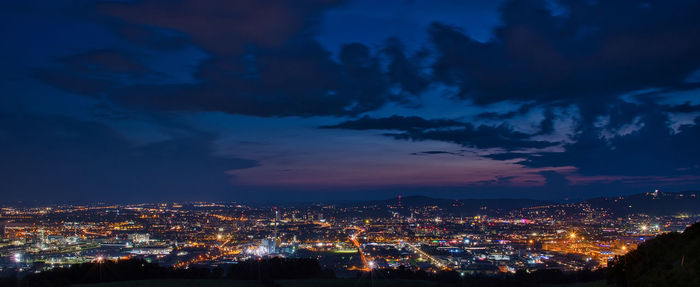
[
  {"left": 332, "top": 190, "right": 700, "bottom": 217},
  {"left": 357, "top": 195, "right": 548, "bottom": 216},
  {"left": 585, "top": 190, "right": 700, "bottom": 216}
]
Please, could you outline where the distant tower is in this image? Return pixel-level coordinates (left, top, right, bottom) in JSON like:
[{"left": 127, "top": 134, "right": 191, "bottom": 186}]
[
  {"left": 398, "top": 195, "right": 402, "bottom": 207},
  {"left": 273, "top": 207, "right": 278, "bottom": 237},
  {"left": 40, "top": 229, "right": 46, "bottom": 248},
  {"left": 272, "top": 207, "right": 279, "bottom": 253}
]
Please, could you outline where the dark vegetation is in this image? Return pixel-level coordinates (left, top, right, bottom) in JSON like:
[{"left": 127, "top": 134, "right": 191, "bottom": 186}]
[
  {"left": 0, "top": 258, "right": 604, "bottom": 287},
  {"left": 357, "top": 267, "right": 604, "bottom": 287},
  {"left": 226, "top": 258, "right": 334, "bottom": 280},
  {"left": 607, "top": 222, "right": 700, "bottom": 287},
  {"left": 2, "top": 258, "right": 332, "bottom": 287}
]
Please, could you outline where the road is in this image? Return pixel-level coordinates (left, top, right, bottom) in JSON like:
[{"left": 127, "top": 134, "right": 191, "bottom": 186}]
[
  {"left": 348, "top": 229, "right": 371, "bottom": 271},
  {"left": 406, "top": 243, "right": 450, "bottom": 270}
]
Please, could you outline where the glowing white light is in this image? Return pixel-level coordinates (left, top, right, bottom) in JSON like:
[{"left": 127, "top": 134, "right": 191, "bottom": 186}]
[
  {"left": 368, "top": 261, "right": 375, "bottom": 268},
  {"left": 13, "top": 253, "right": 21, "bottom": 263}
]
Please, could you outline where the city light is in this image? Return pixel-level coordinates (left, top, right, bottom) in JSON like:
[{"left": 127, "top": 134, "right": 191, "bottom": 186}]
[{"left": 0, "top": 190, "right": 691, "bottom": 277}]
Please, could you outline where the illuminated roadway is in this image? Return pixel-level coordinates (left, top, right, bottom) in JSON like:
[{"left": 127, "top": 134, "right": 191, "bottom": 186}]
[
  {"left": 348, "top": 228, "right": 371, "bottom": 271},
  {"left": 406, "top": 243, "right": 450, "bottom": 270}
]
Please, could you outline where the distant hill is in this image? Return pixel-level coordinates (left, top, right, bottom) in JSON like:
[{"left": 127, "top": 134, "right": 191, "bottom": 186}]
[
  {"left": 374, "top": 195, "right": 545, "bottom": 209},
  {"left": 341, "top": 195, "right": 547, "bottom": 216},
  {"left": 76, "top": 279, "right": 439, "bottom": 287},
  {"left": 586, "top": 191, "right": 700, "bottom": 216},
  {"left": 339, "top": 191, "right": 700, "bottom": 217}
]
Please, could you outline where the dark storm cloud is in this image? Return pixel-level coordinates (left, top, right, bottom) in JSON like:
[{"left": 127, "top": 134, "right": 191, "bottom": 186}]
[
  {"left": 479, "top": 176, "right": 517, "bottom": 185},
  {"left": 112, "top": 23, "right": 191, "bottom": 51},
  {"left": 106, "top": 39, "right": 397, "bottom": 116},
  {"left": 411, "top": 151, "right": 464, "bottom": 156},
  {"left": 667, "top": 102, "right": 700, "bottom": 113},
  {"left": 56, "top": 49, "right": 147, "bottom": 75},
  {"left": 0, "top": 113, "right": 257, "bottom": 202},
  {"left": 390, "top": 125, "right": 555, "bottom": 150},
  {"left": 28, "top": 0, "right": 700, "bottom": 119},
  {"left": 429, "top": 0, "right": 700, "bottom": 109},
  {"left": 99, "top": 0, "right": 339, "bottom": 57},
  {"left": 538, "top": 108, "right": 556, "bottom": 135},
  {"left": 539, "top": 170, "right": 569, "bottom": 190},
  {"left": 39, "top": 0, "right": 700, "bottom": 119},
  {"left": 35, "top": 49, "right": 148, "bottom": 96},
  {"left": 109, "top": 41, "right": 392, "bottom": 117},
  {"left": 507, "top": 111, "right": 700, "bottom": 176},
  {"left": 383, "top": 38, "right": 430, "bottom": 96},
  {"left": 478, "top": 101, "right": 700, "bottom": 178},
  {"left": 475, "top": 103, "right": 538, "bottom": 120},
  {"left": 484, "top": 152, "right": 530, "bottom": 161},
  {"left": 324, "top": 115, "right": 556, "bottom": 150},
  {"left": 418, "top": 0, "right": 700, "bottom": 180},
  {"left": 321, "top": 115, "right": 462, "bottom": 131},
  {"left": 34, "top": 0, "right": 435, "bottom": 117}
]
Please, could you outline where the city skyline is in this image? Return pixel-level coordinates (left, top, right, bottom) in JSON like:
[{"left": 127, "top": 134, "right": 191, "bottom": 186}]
[
  {"left": 1, "top": 190, "right": 698, "bottom": 283},
  {"left": 2, "top": 0, "right": 700, "bottom": 202}
]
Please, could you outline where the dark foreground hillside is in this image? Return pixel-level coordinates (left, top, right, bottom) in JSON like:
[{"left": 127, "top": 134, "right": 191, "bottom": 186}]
[
  {"left": 0, "top": 258, "right": 606, "bottom": 287},
  {"left": 77, "top": 278, "right": 440, "bottom": 287},
  {"left": 607, "top": 222, "right": 700, "bottom": 287}
]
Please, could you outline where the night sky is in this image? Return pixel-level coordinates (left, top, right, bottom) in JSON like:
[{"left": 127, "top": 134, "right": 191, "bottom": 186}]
[{"left": 2, "top": 0, "right": 700, "bottom": 203}]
